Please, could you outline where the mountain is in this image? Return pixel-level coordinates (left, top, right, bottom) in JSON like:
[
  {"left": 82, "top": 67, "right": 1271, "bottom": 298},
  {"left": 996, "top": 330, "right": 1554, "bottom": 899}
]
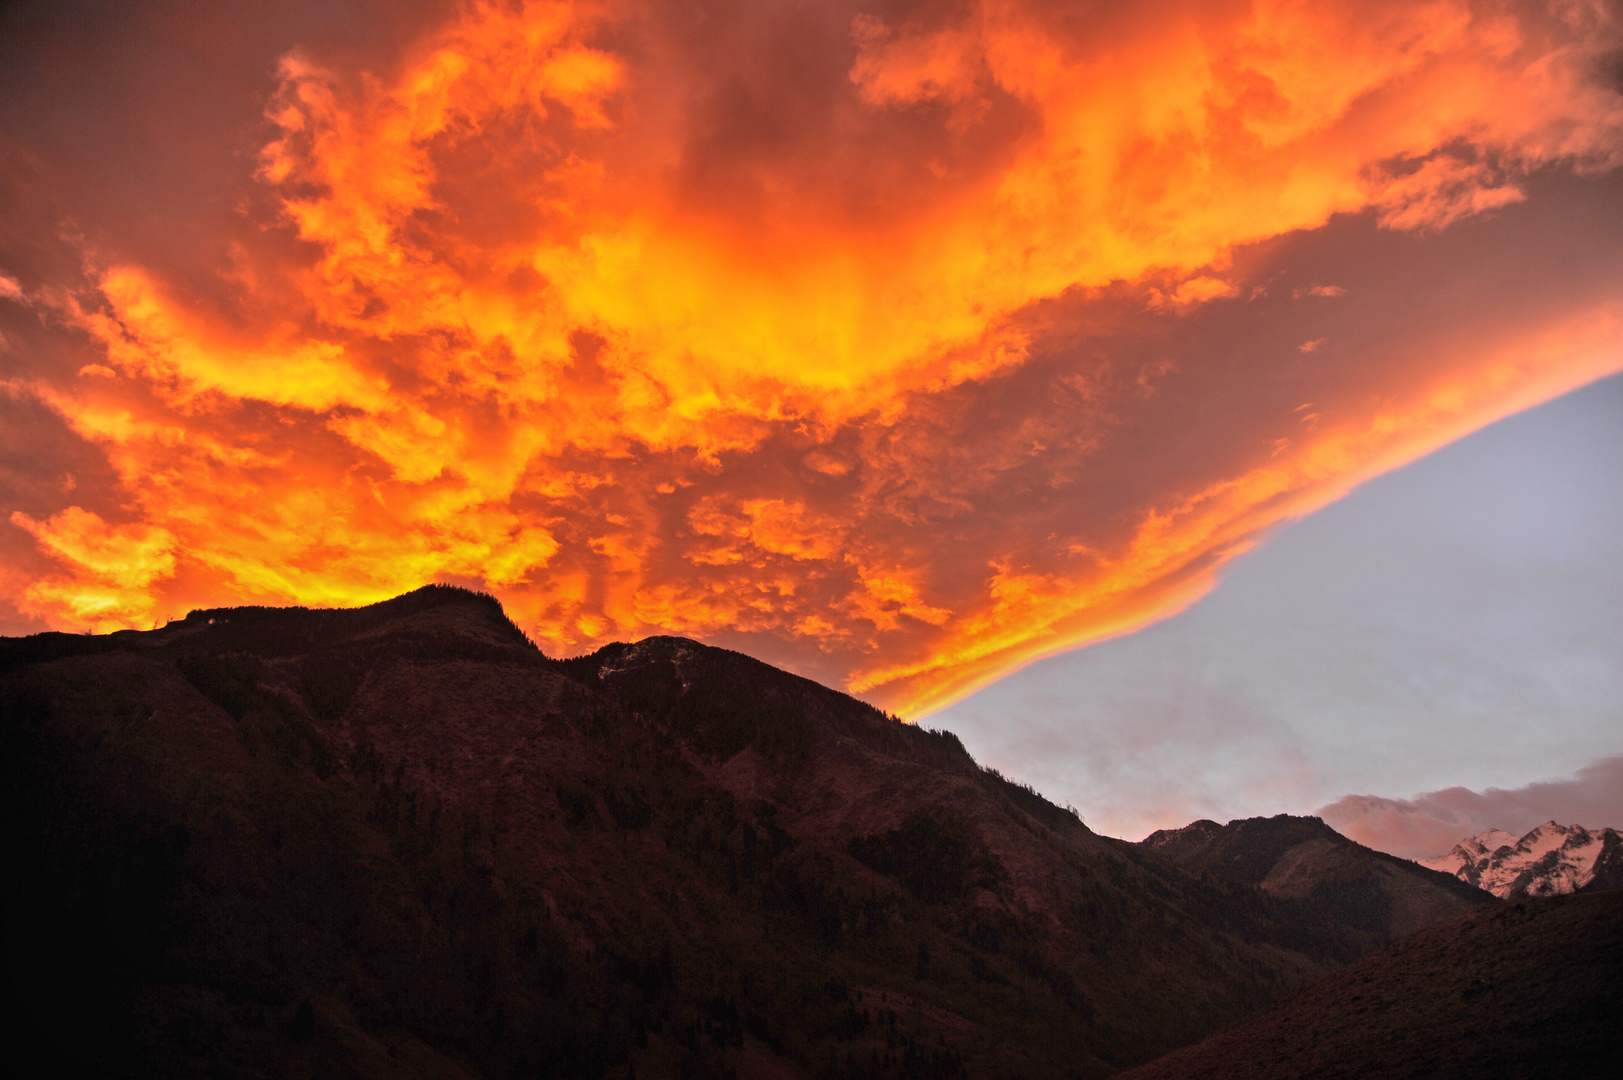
[
  {"left": 1420, "top": 822, "right": 1623, "bottom": 898},
  {"left": 1116, "top": 889, "right": 1623, "bottom": 1080},
  {"left": 2, "top": 587, "right": 1492, "bottom": 1079},
  {"left": 1140, "top": 814, "right": 1489, "bottom": 942}
]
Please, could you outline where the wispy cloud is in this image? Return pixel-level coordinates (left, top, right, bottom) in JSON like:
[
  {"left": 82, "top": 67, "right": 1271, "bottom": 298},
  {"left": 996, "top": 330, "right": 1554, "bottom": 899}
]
[{"left": 1320, "top": 755, "right": 1623, "bottom": 859}]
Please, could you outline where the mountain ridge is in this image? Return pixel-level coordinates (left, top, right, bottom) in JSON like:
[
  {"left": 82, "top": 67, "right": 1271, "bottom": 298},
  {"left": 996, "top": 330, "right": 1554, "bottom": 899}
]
[
  {"left": 0, "top": 586, "right": 1503, "bottom": 1079},
  {"left": 1140, "top": 814, "right": 1488, "bottom": 940},
  {"left": 1420, "top": 821, "right": 1623, "bottom": 898}
]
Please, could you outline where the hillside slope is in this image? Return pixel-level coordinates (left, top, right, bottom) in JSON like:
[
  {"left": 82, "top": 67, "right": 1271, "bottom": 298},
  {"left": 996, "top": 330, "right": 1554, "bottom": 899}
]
[
  {"left": 1141, "top": 815, "right": 1488, "bottom": 941},
  {"left": 1, "top": 586, "right": 1487, "bottom": 1080},
  {"left": 1117, "top": 890, "right": 1623, "bottom": 1080}
]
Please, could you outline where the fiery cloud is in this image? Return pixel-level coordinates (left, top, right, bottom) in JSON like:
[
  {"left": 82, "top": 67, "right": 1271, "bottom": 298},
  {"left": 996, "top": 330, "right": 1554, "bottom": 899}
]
[{"left": 3, "top": 0, "right": 1622, "bottom": 713}]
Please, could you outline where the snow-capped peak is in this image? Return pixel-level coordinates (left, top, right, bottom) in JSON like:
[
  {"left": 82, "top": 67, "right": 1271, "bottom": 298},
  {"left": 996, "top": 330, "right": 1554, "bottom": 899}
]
[{"left": 1418, "top": 821, "right": 1620, "bottom": 898}]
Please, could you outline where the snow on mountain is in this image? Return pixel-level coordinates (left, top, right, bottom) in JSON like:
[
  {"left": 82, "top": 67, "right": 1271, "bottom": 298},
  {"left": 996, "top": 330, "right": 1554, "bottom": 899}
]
[{"left": 1419, "top": 821, "right": 1622, "bottom": 898}]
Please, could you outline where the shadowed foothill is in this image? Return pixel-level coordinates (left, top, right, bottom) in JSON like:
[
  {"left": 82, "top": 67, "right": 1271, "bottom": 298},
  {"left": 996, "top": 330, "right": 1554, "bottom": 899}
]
[{"left": 1118, "top": 890, "right": 1623, "bottom": 1080}]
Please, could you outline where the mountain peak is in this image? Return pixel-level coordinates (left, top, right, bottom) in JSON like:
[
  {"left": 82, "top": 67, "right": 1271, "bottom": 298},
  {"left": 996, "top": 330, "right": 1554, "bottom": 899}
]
[
  {"left": 1420, "top": 820, "right": 1623, "bottom": 898},
  {"left": 173, "top": 584, "right": 538, "bottom": 653},
  {"left": 1138, "top": 812, "right": 1488, "bottom": 942}
]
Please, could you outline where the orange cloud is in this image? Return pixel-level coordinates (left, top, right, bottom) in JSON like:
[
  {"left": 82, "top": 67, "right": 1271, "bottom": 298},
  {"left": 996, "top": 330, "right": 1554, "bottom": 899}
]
[
  {"left": 11, "top": 508, "right": 177, "bottom": 630},
  {"left": 3, "top": 0, "right": 1622, "bottom": 714}
]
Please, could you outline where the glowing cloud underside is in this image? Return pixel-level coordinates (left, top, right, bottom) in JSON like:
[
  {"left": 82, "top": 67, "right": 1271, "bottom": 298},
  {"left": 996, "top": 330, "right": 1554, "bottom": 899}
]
[{"left": 4, "top": 0, "right": 1623, "bottom": 714}]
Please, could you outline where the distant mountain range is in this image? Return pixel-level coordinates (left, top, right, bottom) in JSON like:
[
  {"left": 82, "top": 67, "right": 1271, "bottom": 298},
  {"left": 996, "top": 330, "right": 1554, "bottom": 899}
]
[
  {"left": 2, "top": 586, "right": 1615, "bottom": 1078},
  {"left": 1420, "top": 821, "right": 1623, "bottom": 898}
]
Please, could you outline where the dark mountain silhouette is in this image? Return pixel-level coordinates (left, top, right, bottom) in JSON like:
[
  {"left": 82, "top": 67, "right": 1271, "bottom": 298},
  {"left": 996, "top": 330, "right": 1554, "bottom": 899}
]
[
  {"left": 1140, "top": 815, "right": 1487, "bottom": 942},
  {"left": 3, "top": 587, "right": 1495, "bottom": 1079},
  {"left": 1117, "top": 889, "right": 1623, "bottom": 1080}
]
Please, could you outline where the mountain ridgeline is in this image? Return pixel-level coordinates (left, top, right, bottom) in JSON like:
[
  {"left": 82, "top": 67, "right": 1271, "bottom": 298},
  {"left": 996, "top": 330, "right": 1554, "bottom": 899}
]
[
  {"left": 0, "top": 586, "right": 1546, "bottom": 1079},
  {"left": 1421, "top": 822, "right": 1623, "bottom": 898},
  {"left": 1139, "top": 815, "right": 1488, "bottom": 941}
]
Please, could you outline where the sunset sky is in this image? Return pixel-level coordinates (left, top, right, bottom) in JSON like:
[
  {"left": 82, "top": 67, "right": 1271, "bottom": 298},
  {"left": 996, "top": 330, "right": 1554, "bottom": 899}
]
[
  {"left": 935, "top": 373, "right": 1623, "bottom": 853},
  {"left": 3, "top": 1, "right": 1621, "bottom": 846}
]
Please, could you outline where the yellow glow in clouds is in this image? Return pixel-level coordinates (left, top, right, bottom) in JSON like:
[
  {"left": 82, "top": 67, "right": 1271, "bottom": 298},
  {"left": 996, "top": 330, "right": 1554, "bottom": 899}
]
[{"left": 6, "top": 0, "right": 1623, "bottom": 714}]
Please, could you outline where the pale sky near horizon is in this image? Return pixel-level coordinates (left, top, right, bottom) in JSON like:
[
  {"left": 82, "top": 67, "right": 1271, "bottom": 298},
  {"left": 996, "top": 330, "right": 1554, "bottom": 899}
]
[{"left": 929, "top": 372, "right": 1623, "bottom": 855}]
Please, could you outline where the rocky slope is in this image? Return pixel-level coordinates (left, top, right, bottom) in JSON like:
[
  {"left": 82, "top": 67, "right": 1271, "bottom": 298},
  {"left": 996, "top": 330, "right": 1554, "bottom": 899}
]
[
  {"left": 1420, "top": 821, "right": 1623, "bottom": 898},
  {"left": 1116, "top": 890, "right": 1623, "bottom": 1080},
  {"left": 1140, "top": 814, "right": 1488, "bottom": 942},
  {"left": 2, "top": 586, "right": 1494, "bottom": 1079}
]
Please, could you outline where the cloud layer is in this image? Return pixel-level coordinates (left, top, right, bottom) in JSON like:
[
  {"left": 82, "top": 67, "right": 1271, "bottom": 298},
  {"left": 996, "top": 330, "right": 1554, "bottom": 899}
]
[
  {"left": 3, "top": 0, "right": 1623, "bottom": 712},
  {"left": 1321, "top": 755, "right": 1623, "bottom": 859}
]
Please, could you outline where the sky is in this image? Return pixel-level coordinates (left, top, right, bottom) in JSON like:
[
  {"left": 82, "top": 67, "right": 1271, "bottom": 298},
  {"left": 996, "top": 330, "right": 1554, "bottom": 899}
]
[
  {"left": 930, "top": 373, "right": 1623, "bottom": 855},
  {"left": 2, "top": 1, "right": 1621, "bottom": 839}
]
